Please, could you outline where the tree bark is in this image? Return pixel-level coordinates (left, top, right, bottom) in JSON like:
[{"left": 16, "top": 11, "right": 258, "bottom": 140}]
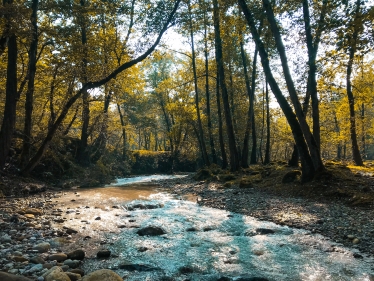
[
  {"left": 117, "top": 103, "right": 127, "bottom": 159},
  {"left": 0, "top": 34, "right": 17, "bottom": 170},
  {"left": 240, "top": 40, "right": 253, "bottom": 168},
  {"left": 264, "top": 80, "right": 271, "bottom": 164},
  {"left": 213, "top": 0, "right": 239, "bottom": 172},
  {"left": 20, "top": 0, "right": 39, "bottom": 167},
  {"left": 76, "top": 0, "right": 90, "bottom": 165},
  {"left": 346, "top": 0, "right": 363, "bottom": 166},
  {"left": 204, "top": 10, "right": 217, "bottom": 164},
  {"left": 216, "top": 69, "right": 228, "bottom": 169}
]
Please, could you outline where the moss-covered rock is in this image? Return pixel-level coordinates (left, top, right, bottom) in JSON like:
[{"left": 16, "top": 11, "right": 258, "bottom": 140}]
[
  {"left": 218, "top": 174, "right": 236, "bottom": 182},
  {"left": 194, "top": 168, "right": 213, "bottom": 181},
  {"left": 282, "top": 170, "right": 301, "bottom": 183},
  {"left": 239, "top": 177, "right": 253, "bottom": 189}
]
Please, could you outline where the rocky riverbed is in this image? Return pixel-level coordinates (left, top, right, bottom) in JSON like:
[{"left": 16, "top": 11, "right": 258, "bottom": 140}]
[{"left": 0, "top": 170, "right": 373, "bottom": 281}]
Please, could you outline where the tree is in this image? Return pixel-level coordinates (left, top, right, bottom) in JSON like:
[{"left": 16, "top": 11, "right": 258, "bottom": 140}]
[
  {"left": 21, "top": 0, "right": 182, "bottom": 174},
  {"left": 213, "top": 0, "right": 239, "bottom": 171}
]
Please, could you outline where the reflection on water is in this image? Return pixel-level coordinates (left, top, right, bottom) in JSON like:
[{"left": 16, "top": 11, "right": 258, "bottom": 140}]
[{"left": 52, "top": 176, "right": 374, "bottom": 281}]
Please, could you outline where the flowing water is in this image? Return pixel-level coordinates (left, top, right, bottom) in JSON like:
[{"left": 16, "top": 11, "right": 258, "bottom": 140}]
[{"left": 53, "top": 175, "right": 374, "bottom": 281}]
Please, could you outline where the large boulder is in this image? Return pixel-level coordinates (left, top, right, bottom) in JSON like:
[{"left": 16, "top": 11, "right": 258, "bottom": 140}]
[
  {"left": 0, "top": 272, "right": 33, "bottom": 281},
  {"left": 81, "top": 269, "right": 122, "bottom": 281}
]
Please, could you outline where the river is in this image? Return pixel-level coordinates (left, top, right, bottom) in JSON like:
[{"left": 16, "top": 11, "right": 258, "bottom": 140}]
[{"left": 52, "top": 175, "right": 374, "bottom": 281}]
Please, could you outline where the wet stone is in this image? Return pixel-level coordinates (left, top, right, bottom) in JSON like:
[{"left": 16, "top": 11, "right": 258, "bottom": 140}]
[
  {"left": 137, "top": 226, "right": 167, "bottom": 236},
  {"left": 67, "top": 249, "right": 85, "bottom": 260},
  {"left": 118, "top": 262, "right": 159, "bottom": 272},
  {"left": 96, "top": 249, "right": 111, "bottom": 259}
]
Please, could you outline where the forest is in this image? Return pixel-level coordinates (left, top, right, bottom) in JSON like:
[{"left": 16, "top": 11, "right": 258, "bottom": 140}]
[
  {"left": 1, "top": 1, "right": 374, "bottom": 280},
  {"left": 0, "top": 0, "right": 374, "bottom": 184}
]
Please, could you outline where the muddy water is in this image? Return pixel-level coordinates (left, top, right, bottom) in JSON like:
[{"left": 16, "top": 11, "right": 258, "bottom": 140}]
[{"left": 51, "top": 175, "right": 374, "bottom": 281}]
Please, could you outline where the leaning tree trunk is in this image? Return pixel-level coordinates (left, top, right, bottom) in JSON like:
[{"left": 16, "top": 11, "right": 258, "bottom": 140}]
[
  {"left": 213, "top": 0, "right": 239, "bottom": 171},
  {"left": 0, "top": 33, "right": 17, "bottom": 171},
  {"left": 262, "top": 0, "right": 324, "bottom": 172},
  {"left": 21, "top": 0, "right": 39, "bottom": 167},
  {"left": 238, "top": 0, "right": 315, "bottom": 182}
]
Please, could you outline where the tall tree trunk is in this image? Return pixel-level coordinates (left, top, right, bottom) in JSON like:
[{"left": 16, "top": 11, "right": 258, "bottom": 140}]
[
  {"left": 117, "top": 103, "right": 127, "bottom": 160},
  {"left": 20, "top": 0, "right": 39, "bottom": 167},
  {"left": 0, "top": 33, "right": 17, "bottom": 170},
  {"left": 204, "top": 10, "right": 217, "bottom": 164},
  {"left": 77, "top": 0, "right": 90, "bottom": 165},
  {"left": 361, "top": 103, "right": 365, "bottom": 159},
  {"left": 240, "top": 40, "right": 253, "bottom": 168},
  {"left": 264, "top": 80, "right": 271, "bottom": 164},
  {"left": 302, "top": 0, "right": 327, "bottom": 151},
  {"left": 249, "top": 46, "right": 258, "bottom": 165},
  {"left": 48, "top": 66, "right": 59, "bottom": 131},
  {"left": 346, "top": 0, "right": 363, "bottom": 166},
  {"left": 262, "top": 0, "right": 324, "bottom": 172},
  {"left": 188, "top": 0, "right": 210, "bottom": 166},
  {"left": 238, "top": 0, "right": 315, "bottom": 182},
  {"left": 216, "top": 69, "right": 228, "bottom": 169},
  {"left": 213, "top": 0, "right": 239, "bottom": 172},
  {"left": 91, "top": 91, "right": 112, "bottom": 163}
]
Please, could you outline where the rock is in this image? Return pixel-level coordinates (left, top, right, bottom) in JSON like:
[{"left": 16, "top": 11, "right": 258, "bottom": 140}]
[
  {"left": 96, "top": 249, "right": 111, "bottom": 259},
  {"left": 239, "top": 178, "right": 253, "bottom": 189},
  {"left": 48, "top": 253, "right": 68, "bottom": 262},
  {"left": 138, "top": 247, "right": 148, "bottom": 252},
  {"left": 67, "top": 249, "right": 85, "bottom": 260},
  {"left": 24, "top": 214, "right": 35, "bottom": 219},
  {"left": 63, "top": 259, "right": 80, "bottom": 269},
  {"left": 0, "top": 272, "right": 33, "bottom": 281},
  {"left": 245, "top": 228, "right": 276, "bottom": 236},
  {"left": 193, "top": 168, "right": 213, "bottom": 181},
  {"left": 21, "top": 208, "right": 43, "bottom": 216},
  {"left": 95, "top": 217, "right": 101, "bottom": 220},
  {"left": 1, "top": 234, "right": 12, "bottom": 243},
  {"left": 65, "top": 272, "right": 81, "bottom": 281},
  {"left": 64, "top": 227, "right": 78, "bottom": 235},
  {"left": 179, "top": 265, "right": 194, "bottom": 274},
  {"left": 353, "top": 238, "right": 360, "bottom": 244},
  {"left": 30, "top": 256, "right": 45, "bottom": 264},
  {"left": 282, "top": 170, "right": 301, "bottom": 183},
  {"left": 34, "top": 242, "right": 51, "bottom": 253},
  {"left": 80, "top": 269, "right": 122, "bottom": 281},
  {"left": 42, "top": 266, "right": 71, "bottom": 281},
  {"left": 137, "top": 226, "right": 167, "bottom": 236},
  {"left": 11, "top": 256, "right": 29, "bottom": 262},
  {"left": 69, "top": 268, "right": 84, "bottom": 276},
  {"left": 27, "top": 263, "right": 43, "bottom": 273},
  {"left": 118, "top": 262, "right": 159, "bottom": 271}
]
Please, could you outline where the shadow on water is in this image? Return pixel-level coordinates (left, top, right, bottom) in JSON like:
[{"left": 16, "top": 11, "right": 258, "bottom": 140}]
[{"left": 51, "top": 175, "right": 374, "bottom": 281}]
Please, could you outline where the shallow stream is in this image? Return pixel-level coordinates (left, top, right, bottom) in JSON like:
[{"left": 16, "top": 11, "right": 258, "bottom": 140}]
[{"left": 53, "top": 175, "right": 374, "bottom": 281}]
